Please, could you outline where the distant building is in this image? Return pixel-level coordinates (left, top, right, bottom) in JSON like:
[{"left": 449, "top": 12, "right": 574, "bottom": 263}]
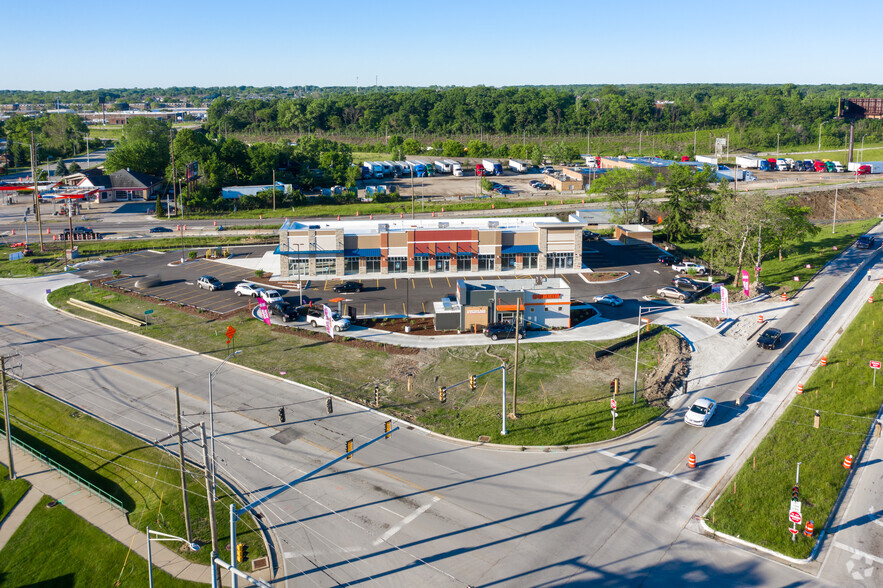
[
  {"left": 72, "top": 169, "right": 163, "bottom": 201},
  {"left": 221, "top": 182, "right": 289, "bottom": 200}
]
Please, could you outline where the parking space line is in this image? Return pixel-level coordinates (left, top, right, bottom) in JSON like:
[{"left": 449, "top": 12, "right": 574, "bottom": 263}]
[
  {"left": 446, "top": 277, "right": 451, "bottom": 287},
  {"left": 394, "top": 278, "right": 397, "bottom": 290},
  {"left": 428, "top": 277, "right": 433, "bottom": 288},
  {"left": 560, "top": 275, "right": 570, "bottom": 284}
]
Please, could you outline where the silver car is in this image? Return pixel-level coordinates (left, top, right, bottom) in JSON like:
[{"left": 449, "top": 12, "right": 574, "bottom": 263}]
[{"left": 684, "top": 397, "right": 716, "bottom": 427}]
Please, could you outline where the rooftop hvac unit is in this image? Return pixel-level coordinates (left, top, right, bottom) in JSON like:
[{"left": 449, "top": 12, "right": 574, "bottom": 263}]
[
  {"left": 534, "top": 276, "right": 546, "bottom": 286},
  {"left": 438, "top": 222, "right": 449, "bottom": 229},
  {"left": 378, "top": 224, "right": 389, "bottom": 231},
  {"left": 488, "top": 221, "right": 499, "bottom": 228}
]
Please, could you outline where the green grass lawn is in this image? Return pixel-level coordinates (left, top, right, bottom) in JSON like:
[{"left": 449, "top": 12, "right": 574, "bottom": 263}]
[
  {"left": 48, "top": 282, "right": 673, "bottom": 446},
  {"left": 2, "top": 382, "right": 265, "bottom": 567},
  {"left": 777, "top": 145, "right": 883, "bottom": 162},
  {"left": 707, "top": 284, "right": 883, "bottom": 558},
  {"left": 675, "top": 218, "right": 879, "bottom": 295},
  {"left": 0, "top": 463, "right": 31, "bottom": 524},
  {"left": 0, "top": 494, "right": 204, "bottom": 587}
]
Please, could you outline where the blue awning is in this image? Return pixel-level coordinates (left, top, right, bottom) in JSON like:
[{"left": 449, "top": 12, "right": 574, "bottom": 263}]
[
  {"left": 344, "top": 248, "right": 381, "bottom": 258},
  {"left": 274, "top": 246, "right": 345, "bottom": 256},
  {"left": 435, "top": 252, "right": 451, "bottom": 257},
  {"left": 414, "top": 252, "right": 432, "bottom": 257},
  {"left": 501, "top": 245, "right": 541, "bottom": 254},
  {"left": 456, "top": 251, "right": 474, "bottom": 256}
]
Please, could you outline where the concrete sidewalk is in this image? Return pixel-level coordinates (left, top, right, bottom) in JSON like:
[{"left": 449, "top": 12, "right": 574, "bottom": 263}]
[{"left": 0, "top": 444, "right": 240, "bottom": 586}]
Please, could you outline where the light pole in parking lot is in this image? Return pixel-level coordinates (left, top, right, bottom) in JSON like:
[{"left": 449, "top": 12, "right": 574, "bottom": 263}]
[{"left": 208, "top": 349, "right": 242, "bottom": 501}]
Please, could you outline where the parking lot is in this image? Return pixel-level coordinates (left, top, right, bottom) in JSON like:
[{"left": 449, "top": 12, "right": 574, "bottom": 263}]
[{"left": 93, "top": 239, "right": 684, "bottom": 320}]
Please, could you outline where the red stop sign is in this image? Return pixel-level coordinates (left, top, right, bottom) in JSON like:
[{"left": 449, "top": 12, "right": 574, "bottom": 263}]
[
  {"left": 611, "top": 398, "right": 617, "bottom": 410},
  {"left": 870, "top": 360, "right": 881, "bottom": 369},
  {"left": 789, "top": 511, "right": 802, "bottom": 524}
]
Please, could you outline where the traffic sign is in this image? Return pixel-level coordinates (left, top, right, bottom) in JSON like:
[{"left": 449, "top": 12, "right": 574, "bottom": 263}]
[
  {"left": 611, "top": 398, "right": 617, "bottom": 410},
  {"left": 610, "top": 411, "right": 618, "bottom": 417},
  {"left": 789, "top": 527, "right": 800, "bottom": 535},
  {"left": 789, "top": 511, "right": 802, "bottom": 524},
  {"left": 870, "top": 360, "right": 881, "bottom": 369},
  {"left": 144, "top": 309, "right": 154, "bottom": 315}
]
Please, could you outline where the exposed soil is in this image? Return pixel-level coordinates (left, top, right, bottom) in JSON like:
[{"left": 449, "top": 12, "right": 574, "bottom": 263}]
[
  {"left": 690, "top": 316, "right": 722, "bottom": 327},
  {"left": 582, "top": 271, "right": 628, "bottom": 282},
  {"left": 642, "top": 332, "right": 691, "bottom": 405},
  {"left": 795, "top": 184, "right": 883, "bottom": 221},
  {"left": 356, "top": 316, "right": 448, "bottom": 336}
]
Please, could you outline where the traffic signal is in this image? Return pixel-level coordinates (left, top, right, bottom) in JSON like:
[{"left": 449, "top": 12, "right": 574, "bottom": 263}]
[
  {"left": 384, "top": 420, "right": 392, "bottom": 439},
  {"left": 326, "top": 398, "right": 333, "bottom": 414},
  {"left": 613, "top": 378, "right": 620, "bottom": 395},
  {"left": 439, "top": 387, "right": 447, "bottom": 403},
  {"left": 236, "top": 542, "right": 248, "bottom": 563},
  {"left": 792, "top": 485, "right": 799, "bottom": 501},
  {"left": 610, "top": 380, "right": 616, "bottom": 395},
  {"left": 346, "top": 439, "right": 353, "bottom": 458},
  {"left": 469, "top": 375, "right": 477, "bottom": 391},
  {"left": 278, "top": 407, "right": 286, "bottom": 423}
]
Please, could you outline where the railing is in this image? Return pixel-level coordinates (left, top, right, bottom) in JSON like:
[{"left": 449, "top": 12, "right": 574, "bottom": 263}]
[{"left": 4, "top": 433, "right": 127, "bottom": 513}]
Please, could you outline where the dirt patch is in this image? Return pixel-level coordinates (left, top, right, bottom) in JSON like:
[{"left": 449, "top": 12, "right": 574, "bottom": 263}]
[
  {"left": 642, "top": 332, "right": 691, "bottom": 405},
  {"left": 582, "top": 271, "right": 628, "bottom": 282},
  {"left": 796, "top": 184, "right": 883, "bottom": 221},
  {"left": 690, "top": 316, "right": 723, "bottom": 327},
  {"left": 356, "top": 316, "right": 448, "bottom": 336}
]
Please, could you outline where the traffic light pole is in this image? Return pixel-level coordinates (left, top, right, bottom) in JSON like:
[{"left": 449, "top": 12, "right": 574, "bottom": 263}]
[
  {"left": 227, "top": 426, "right": 398, "bottom": 587},
  {"left": 447, "top": 365, "right": 508, "bottom": 435}
]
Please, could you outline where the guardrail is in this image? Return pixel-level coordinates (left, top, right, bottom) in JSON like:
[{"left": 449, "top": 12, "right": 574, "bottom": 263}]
[
  {"left": 3, "top": 432, "right": 127, "bottom": 513},
  {"left": 68, "top": 298, "right": 146, "bottom": 327}
]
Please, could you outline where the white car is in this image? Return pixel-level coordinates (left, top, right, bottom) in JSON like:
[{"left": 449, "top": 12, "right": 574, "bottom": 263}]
[
  {"left": 234, "top": 283, "right": 262, "bottom": 297},
  {"left": 671, "top": 261, "right": 707, "bottom": 275},
  {"left": 304, "top": 307, "right": 351, "bottom": 332},
  {"left": 684, "top": 397, "right": 716, "bottom": 427},
  {"left": 257, "top": 288, "right": 284, "bottom": 304},
  {"left": 592, "top": 294, "right": 623, "bottom": 307}
]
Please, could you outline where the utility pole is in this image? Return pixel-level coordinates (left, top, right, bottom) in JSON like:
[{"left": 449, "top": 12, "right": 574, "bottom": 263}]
[
  {"left": 2, "top": 355, "right": 17, "bottom": 480},
  {"left": 199, "top": 423, "right": 221, "bottom": 584},
  {"left": 175, "top": 388, "right": 193, "bottom": 543},
  {"left": 510, "top": 299, "right": 521, "bottom": 419},
  {"left": 30, "top": 132, "right": 45, "bottom": 252}
]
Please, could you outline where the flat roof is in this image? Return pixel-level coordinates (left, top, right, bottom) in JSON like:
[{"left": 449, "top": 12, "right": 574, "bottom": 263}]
[
  {"left": 279, "top": 216, "right": 578, "bottom": 235},
  {"left": 461, "top": 277, "right": 569, "bottom": 291}
]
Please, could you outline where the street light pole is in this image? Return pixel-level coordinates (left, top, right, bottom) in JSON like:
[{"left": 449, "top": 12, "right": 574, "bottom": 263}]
[
  {"left": 146, "top": 526, "right": 200, "bottom": 588},
  {"left": 208, "top": 350, "right": 242, "bottom": 501}
]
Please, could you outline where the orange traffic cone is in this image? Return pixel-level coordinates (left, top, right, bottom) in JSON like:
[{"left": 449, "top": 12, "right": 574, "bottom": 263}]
[
  {"left": 758, "top": 315, "right": 764, "bottom": 323},
  {"left": 843, "top": 454, "right": 853, "bottom": 469},
  {"left": 869, "top": 296, "right": 874, "bottom": 304},
  {"left": 687, "top": 452, "right": 696, "bottom": 468},
  {"left": 821, "top": 356, "right": 827, "bottom": 366},
  {"left": 781, "top": 292, "right": 787, "bottom": 301},
  {"left": 797, "top": 384, "right": 804, "bottom": 394},
  {"left": 803, "top": 520, "right": 814, "bottom": 537}
]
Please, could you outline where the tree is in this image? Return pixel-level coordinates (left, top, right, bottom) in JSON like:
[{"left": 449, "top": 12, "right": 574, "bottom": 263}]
[
  {"left": 105, "top": 117, "right": 170, "bottom": 177},
  {"left": 68, "top": 162, "right": 81, "bottom": 174},
  {"left": 442, "top": 139, "right": 464, "bottom": 157},
  {"left": 764, "top": 196, "right": 819, "bottom": 262},
  {"left": 466, "top": 140, "right": 491, "bottom": 158},
  {"left": 401, "top": 138, "right": 422, "bottom": 155},
  {"left": 698, "top": 192, "right": 768, "bottom": 285},
  {"left": 590, "top": 166, "right": 659, "bottom": 223},
  {"left": 55, "top": 160, "right": 69, "bottom": 177},
  {"left": 660, "top": 164, "right": 716, "bottom": 241}
]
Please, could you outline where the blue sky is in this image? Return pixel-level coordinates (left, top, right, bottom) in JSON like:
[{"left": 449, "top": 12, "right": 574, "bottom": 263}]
[{"left": 4, "top": 0, "right": 881, "bottom": 91}]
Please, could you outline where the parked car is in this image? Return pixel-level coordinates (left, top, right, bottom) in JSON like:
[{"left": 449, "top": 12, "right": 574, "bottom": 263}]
[
  {"left": 671, "top": 277, "right": 708, "bottom": 292},
  {"left": 483, "top": 321, "right": 525, "bottom": 340},
  {"left": 592, "top": 294, "right": 623, "bottom": 307},
  {"left": 268, "top": 301, "right": 298, "bottom": 322},
  {"left": 756, "top": 328, "right": 782, "bottom": 350},
  {"left": 582, "top": 230, "right": 600, "bottom": 241},
  {"left": 856, "top": 235, "right": 876, "bottom": 249},
  {"left": 684, "top": 397, "right": 717, "bottom": 427},
  {"left": 671, "top": 261, "right": 707, "bottom": 275},
  {"left": 332, "top": 281, "right": 363, "bottom": 293},
  {"left": 792, "top": 160, "right": 805, "bottom": 172},
  {"left": 234, "top": 282, "right": 263, "bottom": 297},
  {"left": 657, "top": 254, "right": 683, "bottom": 266},
  {"left": 257, "top": 288, "right": 284, "bottom": 304},
  {"left": 494, "top": 186, "right": 513, "bottom": 195},
  {"left": 529, "top": 180, "right": 542, "bottom": 188},
  {"left": 656, "top": 286, "right": 690, "bottom": 301},
  {"left": 302, "top": 307, "right": 351, "bottom": 332},
  {"left": 149, "top": 226, "right": 173, "bottom": 233},
  {"left": 196, "top": 276, "right": 223, "bottom": 291}
]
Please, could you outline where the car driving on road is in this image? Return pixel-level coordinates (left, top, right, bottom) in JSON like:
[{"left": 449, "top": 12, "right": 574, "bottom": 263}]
[
  {"left": 149, "top": 226, "right": 173, "bottom": 233},
  {"left": 257, "top": 289, "right": 284, "bottom": 304},
  {"left": 196, "top": 276, "right": 223, "bottom": 291},
  {"left": 657, "top": 254, "right": 683, "bottom": 266},
  {"left": 757, "top": 328, "right": 782, "bottom": 350},
  {"left": 684, "top": 397, "right": 716, "bottom": 427},
  {"left": 483, "top": 321, "right": 525, "bottom": 340},
  {"left": 234, "top": 283, "right": 263, "bottom": 297},
  {"left": 268, "top": 301, "right": 298, "bottom": 322},
  {"left": 592, "top": 294, "right": 623, "bottom": 306},
  {"left": 856, "top": 235, "right": 876, "bottom": 249}
]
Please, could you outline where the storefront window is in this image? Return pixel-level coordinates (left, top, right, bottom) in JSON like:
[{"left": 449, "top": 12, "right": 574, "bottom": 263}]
[
  {"left": 344, "top": 257, "right": 360, "bottom": 274},
  {"left": 288, "top": 258, "right": 309, "bottom": 276},
  {"left": 315, "top": 258, "right": 336, "bottom": 275},
  {"left": 478, "top": 254, "right": 495, "bottom": 271},
  {"left": 365, "top": 257, "right": 381, "bottom": 273},
  {"left": 436, "top": 257, "right": 450, "bottom": 272},
  {"left": 387, "top": 256, "right": 407, "bottom": 273},
  {"left": 501, "top": 254, "right": 516, "bottom": 271},
  {"left": 523, "top": 253, "right": 538, "bottom": 269},
  {"left": 547, "top": 253, "right": 573, "bottom": 269},
  {"left": 415, "top": 257, "right": 430, "bottom": 273},
  {"left": 457, "top": 256, "right": 472, "bottom": 272}
]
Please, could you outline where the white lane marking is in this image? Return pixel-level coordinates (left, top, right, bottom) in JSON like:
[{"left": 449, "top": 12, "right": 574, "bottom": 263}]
[
  {"left": 835, "top": 541, "right": 883, "bottom": 565},
  {"left": 596, "top": 449, "right": 710, "bottom": 491},
  {"left": 379, "top": 505, "right": 403, "bottom": 518},
  {"left": 634, "top": 270, "right": 640, "bottom": 274},
  {"left": 653, "top": 269, "right": 660, "bottom": 274},
  {"left": 372, "top": 497, "right": 440, "bottom": 546}
]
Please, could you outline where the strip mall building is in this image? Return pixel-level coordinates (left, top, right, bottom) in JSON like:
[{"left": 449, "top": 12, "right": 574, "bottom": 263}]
[{"left": 275, "top": 216, "right": 586, "bottom": 279}]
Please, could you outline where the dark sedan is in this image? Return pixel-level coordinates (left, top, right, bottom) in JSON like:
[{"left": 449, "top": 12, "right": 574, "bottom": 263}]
[
  {"left": 149, "top": 226, "right": 173, "bottom": 233},
  {"left": 268, "top": 301, "right": 298, "bottom": 322},
  {"left": 483, "top": 321, "right": 525, "bottom": 341},
  {"left": 332, "top": 281, "right": 363, "bottom": 293},
  {"left": 672, "top": 277, "right": 710, "bottom": 292},
  {"left": 757, "top": 328, "right": 782, "bottom": 349},
  {"left": 658, "top": 254, "right": 683, "bottom": 266}
]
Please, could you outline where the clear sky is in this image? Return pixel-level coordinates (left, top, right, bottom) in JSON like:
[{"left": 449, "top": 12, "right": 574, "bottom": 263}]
[{"left": 4, "top": 0, "right": 881, "bottom": 91}]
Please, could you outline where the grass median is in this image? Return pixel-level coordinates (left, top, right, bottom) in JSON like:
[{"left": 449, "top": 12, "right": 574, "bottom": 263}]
[
  {"left": 49, "top": 281, "right": 673, "bottom": 445},
  {"left": 1, "top": 381, "right": 265, "bottom": 568},
  {"left": 0, "top": 463, "right": 31, "bottom": 523},
  {"left": 0, "top": 494, "right": 204, "bottom": 587},
  {"left": 706, "top": 284, "right": 883, "bottom": 559},
  {"left": 676, "top": 218, "right": 879, "bottom": 295}
]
